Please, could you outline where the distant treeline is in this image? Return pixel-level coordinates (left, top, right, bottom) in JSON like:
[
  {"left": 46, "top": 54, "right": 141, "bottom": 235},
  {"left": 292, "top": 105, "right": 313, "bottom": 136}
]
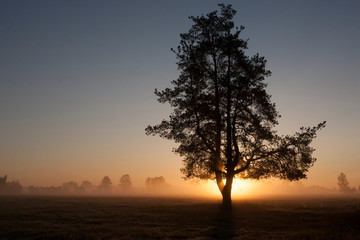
[
  {"left": 0, "top": 175, "right": 22, "bottom": 194},
  {"left": 0, "top": 174, "right": 169, "bottom": 195},
  {"left": 2, "top": 172, "right": 360, "bottom": 195}
]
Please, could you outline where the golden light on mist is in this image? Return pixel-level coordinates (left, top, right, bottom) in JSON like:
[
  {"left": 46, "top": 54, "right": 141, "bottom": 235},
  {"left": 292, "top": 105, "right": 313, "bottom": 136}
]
[
  {"left": 232, "top": 179, "right": 255, "bottom": 197},
  {"left": 202, "top": 179, "right": 258, "bottom": 199}
]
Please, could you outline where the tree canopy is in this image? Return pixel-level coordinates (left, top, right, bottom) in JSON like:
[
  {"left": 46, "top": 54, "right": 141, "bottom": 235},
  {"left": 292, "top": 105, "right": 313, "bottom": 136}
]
[
  {"left": 146, "top": 4, "right": 325, "bottom": 206},
  {"left": 119, "top": 174, "right": 132, "bottom": 191},
  {"left": 145, "top": 176, "right": 167, "bottom": 188},
  {"left": 99, "top": 176, "right": 112, "bottom": 193}
]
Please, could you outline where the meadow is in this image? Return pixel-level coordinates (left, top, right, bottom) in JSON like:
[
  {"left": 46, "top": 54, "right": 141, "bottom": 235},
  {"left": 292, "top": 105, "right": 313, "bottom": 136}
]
[{"left": 0, "top": 195, "right": 359, "bottom": 239}]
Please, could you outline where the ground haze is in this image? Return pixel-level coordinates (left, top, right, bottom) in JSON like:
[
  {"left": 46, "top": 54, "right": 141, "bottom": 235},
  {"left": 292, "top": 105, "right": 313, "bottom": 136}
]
[{"left": 0, "top": 196, "right": 359, "bottom": 239}]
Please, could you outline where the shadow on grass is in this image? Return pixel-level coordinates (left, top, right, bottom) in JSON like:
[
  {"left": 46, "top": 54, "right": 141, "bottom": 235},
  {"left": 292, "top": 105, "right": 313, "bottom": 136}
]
[{"left": 211, "top": 204, "right": 236, "bottom": 239}]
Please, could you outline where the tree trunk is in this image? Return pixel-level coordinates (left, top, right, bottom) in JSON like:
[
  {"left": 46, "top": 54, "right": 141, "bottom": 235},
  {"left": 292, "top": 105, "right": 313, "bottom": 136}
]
[
  {"left": 221, "top": 174, "right": 233, "bottom": 208},
  {"left": 215, "top": 172, "right": 225, "bottom": 192}
]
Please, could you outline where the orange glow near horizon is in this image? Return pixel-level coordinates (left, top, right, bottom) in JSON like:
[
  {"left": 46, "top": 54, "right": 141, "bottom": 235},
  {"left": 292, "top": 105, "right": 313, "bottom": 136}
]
[{"left": 201, "top": 179, "right": 258, "bottom": 199}]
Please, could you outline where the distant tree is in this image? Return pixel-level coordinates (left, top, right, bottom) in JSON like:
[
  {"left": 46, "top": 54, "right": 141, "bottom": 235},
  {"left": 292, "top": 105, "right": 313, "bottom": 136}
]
[
  {"left": 119, "top": 174, "right": 132, "bottom": 191},
  {"left": 101, "top": 176, "right": 112, "bottom": 185},
  {"left": 99, "top": 176, "right": 112, "bottom": 193},
  {"left": 0, "top": 175, "right": 22, "bottom": 194},
  {"left": 77, "top": 180, "right": 94, "bottom": 194},
  {"left": 145, "top": 4, "right": 325, "bottom": 206},
  {"left": 145, "top": 176, "right": 166, "bottom": 188},
  {"left": 62, "top": 181, "right": 79, "bottom": 193},
  {"left": 80, "top": 180, "right": 93, "bottom": 190},
  {"left": 0, "top": 175, "right": 7, "bottom": 186},
  {"left": 5, "top": 181, "right": 23, "bottom": 194},
  {"left": 338, "top": 172, "right": 353, "bottom": 193}
]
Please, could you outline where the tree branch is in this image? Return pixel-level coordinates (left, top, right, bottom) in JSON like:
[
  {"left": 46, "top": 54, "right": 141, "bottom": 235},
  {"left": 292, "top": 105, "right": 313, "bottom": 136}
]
[{"left": 189, "top": 73, "right": 217, "bottom": 155}]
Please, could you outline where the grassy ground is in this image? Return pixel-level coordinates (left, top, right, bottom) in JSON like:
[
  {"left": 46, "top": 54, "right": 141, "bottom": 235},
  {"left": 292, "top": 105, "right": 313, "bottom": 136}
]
[{"left": 0, "top": 195, "right": 359, "bottom": 239}]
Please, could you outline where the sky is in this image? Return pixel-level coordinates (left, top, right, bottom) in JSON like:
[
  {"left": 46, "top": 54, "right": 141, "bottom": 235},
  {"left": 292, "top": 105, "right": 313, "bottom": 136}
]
[{"left": 1, "top": 0, "right": 359, "bottom": 192}]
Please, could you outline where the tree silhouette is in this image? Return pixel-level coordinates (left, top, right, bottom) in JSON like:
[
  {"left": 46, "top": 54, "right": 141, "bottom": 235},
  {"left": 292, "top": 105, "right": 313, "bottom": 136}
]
[
  {"left": 0, "top": 175, "right": 7, "bottom": 186},
  {"left": 99, "top": 176, "right": 112, "bottom": 193},
  {"left": 146, "top": 4, "right": 325, "bottom": 206},
  {"left": 0, "top": 175, "right": 22, "bottom": 194},
  {"left": 145, "top": 176, "right": 166, "bottom": 188},
  {"left": 338, "top": 172, "right": 353, "bottom": 193},
  {"left": 119, "top": 174, "right": 132, "bottom": 191},
  {"left": 79, "top": 180, "right": 93, "bottom": 193},
  {"left": 80, "top": 180, "right": 93, "bottom": 189}
]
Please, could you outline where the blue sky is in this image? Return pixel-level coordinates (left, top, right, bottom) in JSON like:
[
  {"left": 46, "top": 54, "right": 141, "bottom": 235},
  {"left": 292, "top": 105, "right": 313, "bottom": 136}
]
[{"left": 1, "top": 0, "right": 359, "bottom": 189}]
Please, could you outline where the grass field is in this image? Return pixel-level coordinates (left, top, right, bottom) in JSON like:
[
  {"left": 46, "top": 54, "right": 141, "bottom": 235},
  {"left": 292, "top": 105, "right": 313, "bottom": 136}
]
[{"left": 0, "top": 195, "right": 359, "bottom": 239}]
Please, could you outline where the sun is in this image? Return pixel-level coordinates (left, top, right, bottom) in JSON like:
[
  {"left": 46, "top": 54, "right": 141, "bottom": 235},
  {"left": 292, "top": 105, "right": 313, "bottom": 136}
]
[
  {"left": 203, "top": 178, "right": 256, "bottom": 198},
  {"left": 231, "top": 178, "right": 254, "bottom": 197}
]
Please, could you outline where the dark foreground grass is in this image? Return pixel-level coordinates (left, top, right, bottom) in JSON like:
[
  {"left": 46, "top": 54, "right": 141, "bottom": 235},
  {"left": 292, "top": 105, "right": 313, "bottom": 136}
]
[{"left": 0, "top": 195, "right": 359, "bottom": 239}]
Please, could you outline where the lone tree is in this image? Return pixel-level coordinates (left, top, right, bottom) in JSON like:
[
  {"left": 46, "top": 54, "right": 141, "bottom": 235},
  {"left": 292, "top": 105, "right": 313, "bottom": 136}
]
[{"left": 146, "top": 4, "right": 325, "bottom": 206}]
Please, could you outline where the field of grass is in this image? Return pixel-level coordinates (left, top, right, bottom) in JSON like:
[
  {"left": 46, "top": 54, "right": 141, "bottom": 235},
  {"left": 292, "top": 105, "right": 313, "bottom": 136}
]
[{"left": 0, "top": 195, "right": 359, "bottom": 239}]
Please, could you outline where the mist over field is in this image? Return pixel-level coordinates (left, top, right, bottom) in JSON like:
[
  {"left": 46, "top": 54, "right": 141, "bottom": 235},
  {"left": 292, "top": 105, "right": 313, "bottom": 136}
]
[
  {"left": 2, "top": 173, "right": 359, "bottom": 200},
  {"left": 2, "top": 174, "right": 360, "bottom": 239}
]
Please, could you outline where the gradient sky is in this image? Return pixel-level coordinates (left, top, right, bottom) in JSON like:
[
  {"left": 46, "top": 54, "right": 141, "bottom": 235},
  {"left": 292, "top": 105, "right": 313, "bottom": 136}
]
[{"left": 1, "top": 0, "right": 359, "bottom": 190}]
